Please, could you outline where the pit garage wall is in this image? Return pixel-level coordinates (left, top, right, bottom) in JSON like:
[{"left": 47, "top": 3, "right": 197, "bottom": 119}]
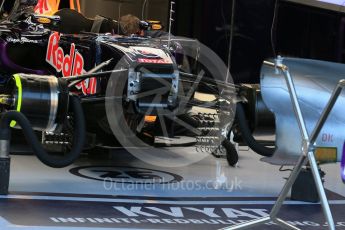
[
  {"left": 80, "top": 0, "right": 169, "bottom": 28},
  {"left": 78, "top": 0, "right": 344, "bottom": 84},
  {"left": 172, "top": 0, "right": 344, "bottom": 84},
  {"left": 172, "top": 0, "right": 276, "bottom": 84},
  {"left": 276, "top": 1, "right": 343, "bottom": 63},
  {"left": 78, "top": 0, "right": 269, "bottom": 84}
]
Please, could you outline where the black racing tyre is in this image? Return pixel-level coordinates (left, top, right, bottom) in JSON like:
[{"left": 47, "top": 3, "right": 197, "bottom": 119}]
[
  {"left": 0, "top": 157, "right": 10, "bottom": 195},
  {"left": 236, "top": 103, "right": 275, "bottom": 157},
  {"left": 223, "top": 139, "right": 239, "bottom": 167}
]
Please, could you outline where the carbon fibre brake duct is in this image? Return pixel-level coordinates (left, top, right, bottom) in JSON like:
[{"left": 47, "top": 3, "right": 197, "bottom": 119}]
[
  {"left": 0, "top": 59, "right": 122, "bottom": 195},
  {"left": 0, "top": 95, "right": 85, "bottom": 195}
]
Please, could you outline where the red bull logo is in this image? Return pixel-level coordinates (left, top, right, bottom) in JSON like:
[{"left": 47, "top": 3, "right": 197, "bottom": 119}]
[{"left": 46, "top": 32, "right": 97, "bottom": 95}]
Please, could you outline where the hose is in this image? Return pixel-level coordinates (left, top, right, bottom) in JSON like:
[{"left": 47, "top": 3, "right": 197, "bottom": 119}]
[
  {"left": 236, "top": 103, "right": 275, "bottom": 157},
  {"left": 0, "top": 96, "right": 85, "bottom": 168}
]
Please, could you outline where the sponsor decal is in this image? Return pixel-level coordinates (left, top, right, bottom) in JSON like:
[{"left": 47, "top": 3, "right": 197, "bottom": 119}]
[
  {"left": 151, "top": 24, "right": 163, "bottom": 30},
  {"left": 69, "top": 166, "right": 183, "bottom": 184},
  {"left": 36, "top": 204, "right": 345, "bottom": 228},
  {"left": 134, "top": 49, "right": 160, "bottom": 58},
  {"left": 106, "top": 43, "right": 173, "bottom": 64},
  {"left": 49, "top": 207, "right": 272, "bottom": 227},
  {"left": 48, "top": 216, "right": 345, "bottom": 228},
  {"left": 315, "top": 147, "right": 337, "bottom": 163},
  {"left": 132, "top": 47, "right": 173, "bottom": 64},
  {"left": 321, "top": 133, "right": 334, "bottom": 143},
  {"left": 138, "top": 58, "right": 172, "bottom": 64},
  {"left": 37, "top": 17, "right": 52, "bottom": 24},
  {"left": 2, "top": 194, "right": 345, "bottom": 228},
  {"left": 6, "top": 37, "right": 40, "bottom": 44},
  {"left": 46, "top": 32, "right": 97, "bottom": 95}
]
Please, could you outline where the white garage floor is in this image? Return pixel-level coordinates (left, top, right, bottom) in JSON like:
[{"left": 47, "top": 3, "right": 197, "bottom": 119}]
[{"left": 1, "top": 147, "right": 345, "bottom": 229}]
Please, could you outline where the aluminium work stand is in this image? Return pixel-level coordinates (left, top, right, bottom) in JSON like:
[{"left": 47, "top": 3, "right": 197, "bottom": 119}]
[{"left": 222, "top": 57, "right": 344, "bottom": 230}]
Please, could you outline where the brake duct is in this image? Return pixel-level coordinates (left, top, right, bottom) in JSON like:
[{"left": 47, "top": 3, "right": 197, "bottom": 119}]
[
  {"left": 0, "top": 74, "right": 86, "bottom": 195},
  {"left": 2, "top": 74, "right": 70, "bottom": 131}
]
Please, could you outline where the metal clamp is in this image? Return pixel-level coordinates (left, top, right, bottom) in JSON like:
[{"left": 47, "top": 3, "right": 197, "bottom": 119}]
[
  {"left": 0, "top": 139, "right": 10, "bottom": 195},
  {"left": 0, "top": 139, "right": 10, "bottom": 159}
]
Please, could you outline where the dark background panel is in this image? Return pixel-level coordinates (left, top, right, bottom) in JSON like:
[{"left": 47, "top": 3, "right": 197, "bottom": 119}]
[
  {"left": 173, "top": 0, "right": 276, "bottom": 84},
  {"left": 276, "top": 1, "right": 341, "bottom": 62},
  {"left": 172, "top": 0, "right": 345, "bottom": 83},
  {"left": 58, "top": 0, "right": 345, "bottom": 83}
]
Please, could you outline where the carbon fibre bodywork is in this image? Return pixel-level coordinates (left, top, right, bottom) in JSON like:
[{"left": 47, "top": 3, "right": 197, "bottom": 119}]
[{"left": 0, "top": 10, "right": 185, "bottom": 149}]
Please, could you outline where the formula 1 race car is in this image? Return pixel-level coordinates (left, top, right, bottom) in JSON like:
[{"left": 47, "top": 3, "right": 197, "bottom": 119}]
[
  {"left": 2, "top": 0, "right": 345, "bottom": 198},
  {"left": 0, "top": 0, "right": 239, "bottom": 170}
]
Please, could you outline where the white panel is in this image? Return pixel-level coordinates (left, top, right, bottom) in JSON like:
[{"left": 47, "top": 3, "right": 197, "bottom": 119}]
[{"left": 285, "top": 0, "right": 345, "bottom": 12}]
